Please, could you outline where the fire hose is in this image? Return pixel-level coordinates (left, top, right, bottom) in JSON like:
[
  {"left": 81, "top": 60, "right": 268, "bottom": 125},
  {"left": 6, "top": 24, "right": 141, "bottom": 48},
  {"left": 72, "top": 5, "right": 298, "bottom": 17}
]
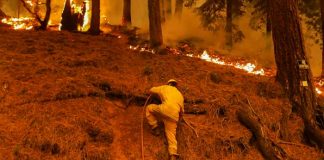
[{"left": 141, "top": 94, "right": 151, "bottom": 160}]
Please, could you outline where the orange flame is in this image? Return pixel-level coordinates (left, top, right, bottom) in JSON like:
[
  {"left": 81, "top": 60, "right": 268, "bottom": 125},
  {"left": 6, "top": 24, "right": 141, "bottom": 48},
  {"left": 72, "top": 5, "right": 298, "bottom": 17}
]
[
  {"left": 198, "top": 50, "right": 265, "bottom": 75},
  {"left": 129, "top": 46, "right": 323, "bottom": 95},
  {"left": 1, "top": 17, "right": 34, "bottom": 30}
]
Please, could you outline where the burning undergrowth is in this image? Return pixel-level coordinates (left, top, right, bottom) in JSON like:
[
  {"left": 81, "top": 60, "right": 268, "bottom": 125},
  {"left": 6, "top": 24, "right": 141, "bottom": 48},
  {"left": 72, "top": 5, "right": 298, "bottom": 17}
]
[{"left": 0, "top": 27, "right": 323, "bottom": 159}]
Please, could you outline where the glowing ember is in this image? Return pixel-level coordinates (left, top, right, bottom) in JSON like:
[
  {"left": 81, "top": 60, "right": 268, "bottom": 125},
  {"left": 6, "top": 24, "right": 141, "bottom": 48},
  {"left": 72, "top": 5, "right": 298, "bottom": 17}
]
[
  {"left": 316, "top": 88, "right": 322, "bottom": 94},
  {"left": 129, "top": 45, "right": 155, "bottom": 54},
  {"left": 1, "top": 17, "right": 34, "bottom": 30}
]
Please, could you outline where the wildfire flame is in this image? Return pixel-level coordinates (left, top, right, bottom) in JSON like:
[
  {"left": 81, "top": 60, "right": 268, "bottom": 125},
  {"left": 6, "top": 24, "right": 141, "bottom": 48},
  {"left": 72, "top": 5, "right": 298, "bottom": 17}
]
[
  {"left": 70, "top": 0, "right": 90, "bottom": 31},
  {"left": 129, "top": 45, "right": 323, "bottom": 95},
  {"left": 1, "top": 17, "right": 34, "bottom": 30},
  {"left": 26, "top": 0, "right": 34, "bottom": 6},
  {"left": 199, "top": 50, "right": 265, "bottom": 75},
  {"left": 82, "top": 0, "right": 90, "bottom": 31}
]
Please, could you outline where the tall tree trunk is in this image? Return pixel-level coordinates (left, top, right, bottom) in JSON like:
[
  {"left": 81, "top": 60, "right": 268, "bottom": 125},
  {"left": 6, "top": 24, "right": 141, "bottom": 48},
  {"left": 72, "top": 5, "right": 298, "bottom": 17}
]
[
  {"left": 266, "top": 0, "right": 271, "bottom": 36},
  {"left": 122, "top": 0, "right": 131, "bottom": 26},
  {"left": 269, "top": 0, "right": 324, "bottom": 149},
  {"left": 61, "top": 0, "right": 74, "bottom": 31},
  {"left": 39, "top": 0, "right": 51, "bottom": 30},
  {"left": 320, "top": 0, "right": 324, "bottom": 77},
  {"left": 175, "top": 0, "right": 184, "bottom": 18},
  {"left": 165, "top": 0, "right": 172, "bottom": 19},
  {"left": 225, "top": 0, "right": 233, "bottom": 49},
  {"left": 148, "top": 0, "right": 163, "bottom": 47},
  {"left": 160, "top": 0, "right": 166, "bottom": 23},
  {"left": 88, "top": 0, "right": 100, "bottom": 35}
]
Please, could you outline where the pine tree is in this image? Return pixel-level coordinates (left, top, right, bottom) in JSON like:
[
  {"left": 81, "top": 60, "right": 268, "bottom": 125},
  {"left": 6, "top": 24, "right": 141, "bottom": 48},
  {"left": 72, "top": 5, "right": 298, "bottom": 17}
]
[
  {"left": 122, "top": 0, "right": 131, "bottom": 26},
  {"left": 269, "top": 0, "right": 324, "bottom": 149},
  {"left": 88, "top": 0, "right": 100, "bottom": 35},
  {"left": 148, "top": 0, "right": 163, "bottom": 47}
]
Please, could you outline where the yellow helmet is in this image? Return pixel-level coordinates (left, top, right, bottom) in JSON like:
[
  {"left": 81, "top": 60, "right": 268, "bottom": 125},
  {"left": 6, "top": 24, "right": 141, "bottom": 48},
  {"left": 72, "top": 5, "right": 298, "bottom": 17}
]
[{"left": 167, "top": 79, "right": 177, "bottom": 85}]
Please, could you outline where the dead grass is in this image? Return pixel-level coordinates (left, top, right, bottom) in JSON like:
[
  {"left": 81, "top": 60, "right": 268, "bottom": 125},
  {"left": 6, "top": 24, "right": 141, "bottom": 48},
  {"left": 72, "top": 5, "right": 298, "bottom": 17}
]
[{"left": 0, "top": 27, "right": 322, "bottom": 159}]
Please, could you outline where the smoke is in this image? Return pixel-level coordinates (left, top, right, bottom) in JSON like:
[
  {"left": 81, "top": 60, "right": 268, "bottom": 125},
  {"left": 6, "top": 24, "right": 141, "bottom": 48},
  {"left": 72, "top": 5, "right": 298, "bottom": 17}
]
[
  {"left": 231, "top": 12, "right": 275, "bottom": 67},
  {"left": 162, "top": 2, "right": 275, "bottom": 67},
  {"left": 301, "top": 20, "right": 322, "bottom": 77},
  {"left": 163, "top": 7, "right": 224, "bottom": 48},
  {"left": 0, "top": 0, "right": 321, "bottom": 76}
]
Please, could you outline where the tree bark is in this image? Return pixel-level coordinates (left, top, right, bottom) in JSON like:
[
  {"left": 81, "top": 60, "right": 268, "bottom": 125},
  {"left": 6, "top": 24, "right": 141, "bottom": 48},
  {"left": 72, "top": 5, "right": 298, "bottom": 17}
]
[
  {"left": 237, "top": 109, "right": 289, "bottom": 160},
  {"left": 122, "top": 0, "right": 131, "bottom": 26},
  {"left": 175, "top": 0, "right": 184, "bottom": 18},
  {"left": 225, "top": 0, "right": 233, "bottom": 49},
  {"left": 148, "top": 0, "right": 163, "bottom": 47},
  {"left": 61, "top": 0, "right": 74, "bottom": 31},
  {"left": 320, "top": 0, "right": 324, "bottom": 77},
  {"left": 39, "top": 0, "right": 51, "bottom": 30},
  {"left": 88, "top": 0, "right": 101, "bottom": 35},
  {"left": 269, "top": 0, "right": 324, "bottom": 149}
]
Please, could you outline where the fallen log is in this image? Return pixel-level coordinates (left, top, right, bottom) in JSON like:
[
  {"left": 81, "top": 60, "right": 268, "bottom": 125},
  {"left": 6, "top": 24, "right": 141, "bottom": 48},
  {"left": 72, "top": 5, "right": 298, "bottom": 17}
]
[{"left": 237, "top": 109, "right": 289, "bottom": 160}]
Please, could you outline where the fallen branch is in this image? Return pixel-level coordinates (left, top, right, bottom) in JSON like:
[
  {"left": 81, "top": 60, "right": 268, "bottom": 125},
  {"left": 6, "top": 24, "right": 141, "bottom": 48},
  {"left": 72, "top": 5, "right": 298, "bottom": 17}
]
[
  {"left": 278, "top": 140, "right": 309, "bottom": 148},
  {"left": 237, "top": 109, "right": 289, "bottom": 160},
  {"left": 181, "top": 117, "right": 199, "bottom": 138}
]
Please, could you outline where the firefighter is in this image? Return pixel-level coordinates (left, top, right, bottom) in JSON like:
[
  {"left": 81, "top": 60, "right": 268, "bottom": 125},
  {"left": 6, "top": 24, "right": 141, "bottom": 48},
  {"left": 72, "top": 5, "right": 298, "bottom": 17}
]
[{"left": 146, "top": 79, "right": 184, "bottom": 160}]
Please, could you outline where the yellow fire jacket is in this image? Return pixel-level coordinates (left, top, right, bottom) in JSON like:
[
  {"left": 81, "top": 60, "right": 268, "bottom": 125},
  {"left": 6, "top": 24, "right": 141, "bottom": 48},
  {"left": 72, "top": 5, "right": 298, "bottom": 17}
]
[{"left": 150, "top": 85, "right": 184, "bottom": 121}]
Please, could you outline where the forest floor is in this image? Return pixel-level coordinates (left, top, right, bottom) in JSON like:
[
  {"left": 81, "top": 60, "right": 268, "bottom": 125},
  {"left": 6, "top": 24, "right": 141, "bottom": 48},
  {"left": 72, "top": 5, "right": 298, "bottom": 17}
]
[{"left": 0, "top": 25, "right": 323, "bottom": 160}]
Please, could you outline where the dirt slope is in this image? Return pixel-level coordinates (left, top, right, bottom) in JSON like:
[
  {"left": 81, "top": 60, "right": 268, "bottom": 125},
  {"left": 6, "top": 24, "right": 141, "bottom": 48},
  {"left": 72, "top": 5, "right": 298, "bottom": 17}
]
[{"left": 0, "top": 27, "right": 323, "bottom": 160}]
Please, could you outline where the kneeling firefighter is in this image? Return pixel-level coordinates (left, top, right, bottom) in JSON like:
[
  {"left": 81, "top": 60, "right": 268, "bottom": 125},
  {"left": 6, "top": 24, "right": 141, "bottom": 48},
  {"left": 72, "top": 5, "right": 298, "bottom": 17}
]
[{"left": 146, "top": 79, "right": 184, "bottom": 160}]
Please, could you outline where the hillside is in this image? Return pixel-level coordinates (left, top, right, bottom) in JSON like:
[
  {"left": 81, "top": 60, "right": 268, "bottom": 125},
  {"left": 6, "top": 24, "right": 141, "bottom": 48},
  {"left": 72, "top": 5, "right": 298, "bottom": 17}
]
[{"left": 0, "top": 26, "right": 323, "bottom": 160}]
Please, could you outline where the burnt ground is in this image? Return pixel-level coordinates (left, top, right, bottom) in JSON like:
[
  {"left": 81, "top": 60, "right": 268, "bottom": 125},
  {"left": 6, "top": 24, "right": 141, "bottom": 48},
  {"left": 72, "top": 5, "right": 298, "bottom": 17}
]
[{"left": 0, "top": 26, "right": 323, "bottom": 160}]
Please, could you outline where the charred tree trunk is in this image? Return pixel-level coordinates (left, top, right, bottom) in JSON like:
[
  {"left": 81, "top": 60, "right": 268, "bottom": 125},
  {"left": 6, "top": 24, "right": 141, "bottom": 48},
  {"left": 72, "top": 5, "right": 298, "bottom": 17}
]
[
  {"left": 320, "top": 0, "right": 324, "bottom": 77},
  {"left": 88, "top": 0, "right": 101, "bottom": 35},
  {"left": 238, "top": 109, "right": 289, "bottom": 160},
  {"left": 61, "top": 0, "right": 74, "bottom": 31},
  {"left": 122, "top": 0, "right": 131, "bottom": 26},
  {"left": 148, "top": 0, "right": 163, "bottom": 47},
  {"left": 39, "top": 0, "right": 51, "bottom": 30},
  {"left": 165, "top": 0, "right": 172, "bottom": 19},
  {"left": 269, "top": 0, "right": 324, "bottom": 149},
  {"left": 225, "top": 0, "right": 233, "bottom": 49},
  {"left": 175, "top": 0, "right": 184, "bottom": 18}
]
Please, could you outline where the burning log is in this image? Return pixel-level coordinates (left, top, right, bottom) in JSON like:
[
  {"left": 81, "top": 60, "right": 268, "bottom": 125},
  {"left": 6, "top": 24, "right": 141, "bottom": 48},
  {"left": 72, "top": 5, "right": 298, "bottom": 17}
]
[{"left": 237, "top": 108, "right": 290, "bottom": 160}]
